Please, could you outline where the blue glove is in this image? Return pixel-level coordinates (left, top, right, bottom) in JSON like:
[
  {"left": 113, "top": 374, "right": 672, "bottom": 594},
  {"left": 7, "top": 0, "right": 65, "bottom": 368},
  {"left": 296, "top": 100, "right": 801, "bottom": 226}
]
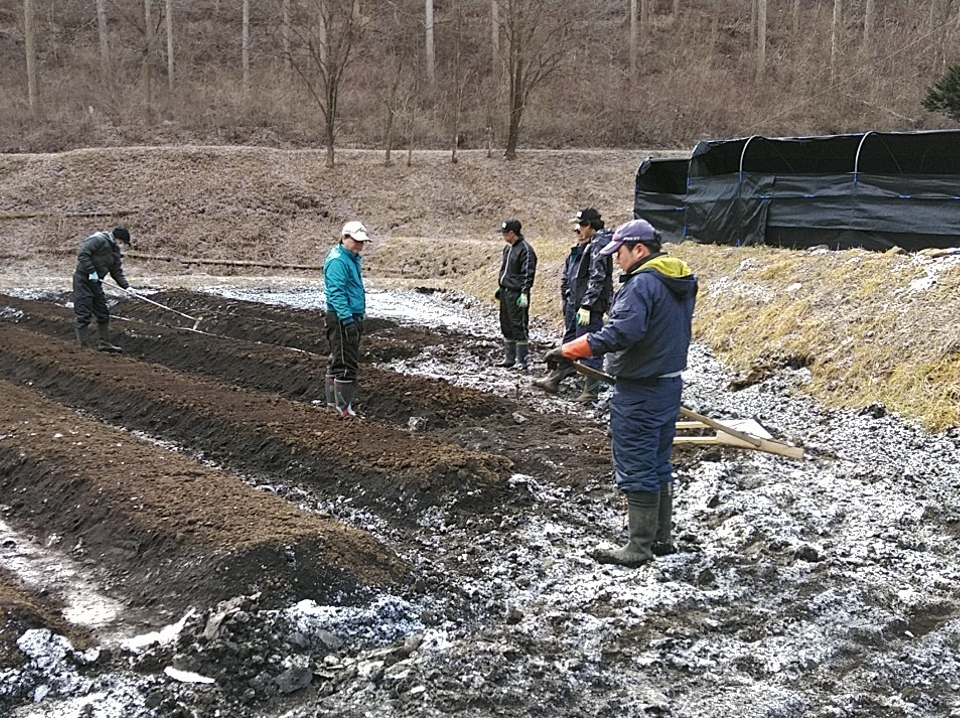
[
  {"left": 88, "top": 272, "right": 99, "bottom": 282},
  {"left": 516, "top": 293, "right": 529, "bottom": 309},
  {"left": 495, "top": 287, "right": 502, "bottom": 300},
  {"left": 576, "top": 308, "right": 591, "bottom": 326}
]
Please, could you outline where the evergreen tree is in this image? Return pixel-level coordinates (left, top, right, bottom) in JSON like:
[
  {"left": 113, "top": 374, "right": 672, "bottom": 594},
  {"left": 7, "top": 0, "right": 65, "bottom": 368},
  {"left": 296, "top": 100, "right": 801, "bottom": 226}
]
[{"left": 923, "top": 63, "right": 960, "bottom": 122}]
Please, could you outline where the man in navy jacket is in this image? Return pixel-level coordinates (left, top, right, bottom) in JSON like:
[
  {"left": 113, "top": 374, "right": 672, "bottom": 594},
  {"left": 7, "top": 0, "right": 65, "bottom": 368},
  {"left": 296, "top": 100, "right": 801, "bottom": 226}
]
[
  {"left": 73, "top": 226, "right": 132, "bottom": 352},
  {"left": 546, "top": 218, "right": 698, "bottom": 566}
]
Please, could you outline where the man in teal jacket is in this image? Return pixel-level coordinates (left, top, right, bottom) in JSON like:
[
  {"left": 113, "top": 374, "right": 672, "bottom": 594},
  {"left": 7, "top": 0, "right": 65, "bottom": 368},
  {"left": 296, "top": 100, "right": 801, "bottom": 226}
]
[{"left": 324, "top": 221, "right": 369, "bottom": 417}]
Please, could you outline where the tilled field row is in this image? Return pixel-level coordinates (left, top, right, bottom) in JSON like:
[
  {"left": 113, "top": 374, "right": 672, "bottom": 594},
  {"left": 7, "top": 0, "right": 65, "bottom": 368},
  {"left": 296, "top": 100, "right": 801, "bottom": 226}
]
[
  {"left": 5, "top": 293, "right": 516, "bottom": 427},
  {"left": 1, "top": 292, "right": 609, "bottom": 487},
  {"left": 0, "top": 380, "right": 408, "bottom": 619},
  {"left": 0, "top": 324, "right": 517, "bottom": 519}
]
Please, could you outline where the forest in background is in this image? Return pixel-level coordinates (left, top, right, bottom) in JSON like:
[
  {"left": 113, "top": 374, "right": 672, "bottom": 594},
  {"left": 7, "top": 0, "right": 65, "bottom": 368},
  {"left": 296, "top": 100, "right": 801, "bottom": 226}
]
[{"left": 2, "top": 0, "right": 960, "bottom": 158}]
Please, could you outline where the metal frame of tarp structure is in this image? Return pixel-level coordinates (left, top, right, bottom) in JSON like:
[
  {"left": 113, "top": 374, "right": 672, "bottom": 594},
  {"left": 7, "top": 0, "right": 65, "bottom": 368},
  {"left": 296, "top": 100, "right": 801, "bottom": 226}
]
[{"left": 645, "top": 129, "right": 960, "bottom": 252}]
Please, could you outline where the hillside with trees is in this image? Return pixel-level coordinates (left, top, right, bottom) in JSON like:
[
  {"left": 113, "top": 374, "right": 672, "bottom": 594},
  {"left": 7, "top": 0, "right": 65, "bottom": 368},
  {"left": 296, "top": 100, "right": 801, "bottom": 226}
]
[{"left": 3, "top": 0, "right": 960, "bottom": 158}]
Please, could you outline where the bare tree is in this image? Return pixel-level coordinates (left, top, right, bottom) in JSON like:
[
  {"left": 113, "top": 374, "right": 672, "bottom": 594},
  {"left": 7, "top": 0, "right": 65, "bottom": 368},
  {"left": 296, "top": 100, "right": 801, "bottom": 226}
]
[
  {"left": 286, "top": 0, "right": 363, "bottom": 167},
  {"left": 448, "top": 0, "right": 473, "bottom": 163},
  {"left": 242, "top": 0, "right": 250, "bottom": 94},
  {"left": 491, "top": 0, "right": 500, "bottom": 79},
  {"left": 24, "top": 0, "right": 38, "bottom": 114},
  {"left": 863, "top": 0, "right": 874, "bottom": 48},
  {"left": 165, "top": 0, "right": 174, "bottom": 90},
  {"left": 498, "top": 0, "right": 571, "bottom": 160},
  {"left": 793, "top": 0, "right": 800, "bottom": 34},
  {"left": 142, "top": 0, "right": 153, "bottom": 122},
  {"left": 830, "top": 0, "right": 841, "bottom": 81},
  {"left": 97, "top": 0, "right": 110, "bottom": 83},
  {"left": 640, "top": 0, "right": 649, "bottom": 51},
  {"left": 282, "top": 0, "right": 291, "bottom": 69},
  {"left": 425, "top": 0, "right": 435, "bottom": 88},
  {"left": 629, "top": 0, "right": 638, "bottom": 77},
  {"left": 756, "top": 0, "right": 766, "bottom": 80}
]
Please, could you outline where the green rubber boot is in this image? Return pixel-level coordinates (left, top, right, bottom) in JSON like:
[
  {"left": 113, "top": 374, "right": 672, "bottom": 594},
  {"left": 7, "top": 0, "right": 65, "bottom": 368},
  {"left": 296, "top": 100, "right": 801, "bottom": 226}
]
[
  {"left": 96, "top": 322, "right": 123, "bottom": 353},
  {"left": 75, "top": 325, "right": 91, "bottom": 348},
  {"left": 594, "top": 491, "right": 659, "bottom": 568},
  {"left": 652, "top": 482, "right": 677, "bottom": 556},
  {"left": 494, "top": 341, "right": 516, "bottom": 368}
]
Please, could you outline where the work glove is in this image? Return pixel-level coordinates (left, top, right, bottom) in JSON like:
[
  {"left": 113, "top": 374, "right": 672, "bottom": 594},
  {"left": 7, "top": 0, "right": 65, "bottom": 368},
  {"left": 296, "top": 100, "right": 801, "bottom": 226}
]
[
  {"left": 576, "top": 308, "right": 591, "bottom": 326},
  {"left": 517, "top": 293, "right": 529, "bottom": 309},
  {"left": 88, "top": 271, "right": 99, "bottom": 282},
  {"left": 543, "top": 347, "right": 572, "bottom": 368},
  {"left": 494, "top": 287, "right": 502, "bottom": 300}
]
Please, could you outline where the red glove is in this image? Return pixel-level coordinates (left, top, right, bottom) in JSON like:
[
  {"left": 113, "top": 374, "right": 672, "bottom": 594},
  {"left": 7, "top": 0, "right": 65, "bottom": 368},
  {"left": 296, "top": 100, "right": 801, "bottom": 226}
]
[{"left": 561, "top": 336, "right": 592, "bottom": 360}]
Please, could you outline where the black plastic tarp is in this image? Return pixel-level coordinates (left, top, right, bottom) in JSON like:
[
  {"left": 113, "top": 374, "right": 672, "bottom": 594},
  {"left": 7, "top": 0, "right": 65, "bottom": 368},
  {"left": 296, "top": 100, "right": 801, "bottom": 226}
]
[
  {"left": 637, "top": 130, "right": 960, "bottom": 251},
  {"left": 633, "top": 157, "right": 688, "bottom": 240}
]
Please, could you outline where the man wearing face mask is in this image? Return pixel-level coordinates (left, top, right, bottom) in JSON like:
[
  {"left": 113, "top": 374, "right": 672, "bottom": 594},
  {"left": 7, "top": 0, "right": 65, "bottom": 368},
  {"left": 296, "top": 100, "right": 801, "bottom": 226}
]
[
  {"left": 533, "top": 207, "right": 612, "bottom": 403},
  {"left": 544, "top": 218, "right": 698, "bottom": 567}
]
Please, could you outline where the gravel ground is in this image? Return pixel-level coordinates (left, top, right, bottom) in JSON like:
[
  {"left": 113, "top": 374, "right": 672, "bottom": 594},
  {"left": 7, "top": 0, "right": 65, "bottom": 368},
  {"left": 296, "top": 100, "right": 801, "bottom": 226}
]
[{"left": 3, "top": 282, "right": 960, "bottom": 717}]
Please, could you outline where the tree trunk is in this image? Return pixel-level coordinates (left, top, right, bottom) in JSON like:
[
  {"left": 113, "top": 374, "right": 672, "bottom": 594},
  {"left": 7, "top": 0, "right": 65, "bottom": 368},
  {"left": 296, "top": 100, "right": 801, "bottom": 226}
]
[
  {"left": 425, "top": 0, "right": 435, "bottom": 88},
  {"left": 282, "top": 0, "right": 291, "bottom": 68},
  {"left": 640, "top": 0, "right": 648, "bottom": 51},
  {"left": 165, "top": 0, "right": 174, "bottom": 90},
  {"left": 96, "top": 0, "right": 110, "bottom": 83},
  {"left": 142, "top": 0, "right": 153, "bottom": 123},
  {"left": 630, "top": 0, "right": 638, "bottom": 78},
  {"left": 756, "top": 0, "right": 766, "bottom": 80},
  {"left": 750, "top": 0, "right": 757, "bottom": 49},
  {"left": 793, "top": 0, "right": 800, "bottom": 34},
  {"left": 505, "top": 62, "right": 523, "bottom": 160},
  {"left": 862, "top": 0, "right": 874, "bottom": 47},
  {"left": 491, "top": 0, "right": 499, "bottom": 80},
  {"left": 242, "top": 0, "right": 250, "bottom": 94},
  {"left": 830, "top": 0, "right": 841, "bottom": 81},
  {"left": 24, "top": 0, "right": 38, "bottom": 115}
]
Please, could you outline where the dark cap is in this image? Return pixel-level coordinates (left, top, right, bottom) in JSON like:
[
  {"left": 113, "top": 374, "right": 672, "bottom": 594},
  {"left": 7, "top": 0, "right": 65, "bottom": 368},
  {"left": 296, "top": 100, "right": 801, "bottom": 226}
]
[
  {"left": 499, "top": 219, "right": 522, "bottom": 234},
  {"left": 571, "top": 207, "right": 602, "bottom": 225},
  {"left": 600, "top": 218, "right": 659, "bottom": 256},
  {"left": 112, "top": 226, "right": 131, "bottom": 245}
]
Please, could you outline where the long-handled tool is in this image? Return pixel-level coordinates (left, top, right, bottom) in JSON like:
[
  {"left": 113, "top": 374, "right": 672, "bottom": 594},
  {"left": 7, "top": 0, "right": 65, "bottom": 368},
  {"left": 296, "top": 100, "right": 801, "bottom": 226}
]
[
  {"left": 568, "top": 360, "right": 803, "bottom": 458},
  {"left": 105, "top": 280, "right": 203, "bottom": 330}
]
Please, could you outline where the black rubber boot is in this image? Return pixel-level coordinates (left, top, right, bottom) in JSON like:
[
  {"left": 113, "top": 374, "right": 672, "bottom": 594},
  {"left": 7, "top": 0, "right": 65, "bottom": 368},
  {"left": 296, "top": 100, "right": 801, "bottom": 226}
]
[
  {"left": 334, "top": 379, "right": 357, "bottom": 418},
  {"left": 75, "top": 325, "right": 91, "bottom": 348},
  {"left": 652, "top": 482, "right": 677, "bottom": 556},
  {"left": 594, "top": 491, "right": 659, "bottom": 568},
  {"left": 494, "top": 341, "right": 516, "bottom": 368},
  {"left": 96, "top": 322, "right": 123, "bottom": 353}
]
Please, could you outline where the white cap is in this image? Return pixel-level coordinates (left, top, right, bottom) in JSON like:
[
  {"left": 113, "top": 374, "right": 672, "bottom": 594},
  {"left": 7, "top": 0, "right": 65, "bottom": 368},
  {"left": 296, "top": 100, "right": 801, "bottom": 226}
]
[{"left": 341, "top": 221, "right": 369, "bottom": 241}]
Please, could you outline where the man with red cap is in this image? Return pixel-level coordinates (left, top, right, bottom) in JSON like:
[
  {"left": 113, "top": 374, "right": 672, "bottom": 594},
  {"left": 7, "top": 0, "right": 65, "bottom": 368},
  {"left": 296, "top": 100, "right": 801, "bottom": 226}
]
[{"left": 545, "top": 218, "right": 698, "bottom": 566}]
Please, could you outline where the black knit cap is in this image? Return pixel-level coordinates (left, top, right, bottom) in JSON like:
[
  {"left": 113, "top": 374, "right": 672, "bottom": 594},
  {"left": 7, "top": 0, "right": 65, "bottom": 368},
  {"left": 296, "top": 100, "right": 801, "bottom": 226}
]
[{"left": 112, "top": 226, "right": 131, "bottom": 245}]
